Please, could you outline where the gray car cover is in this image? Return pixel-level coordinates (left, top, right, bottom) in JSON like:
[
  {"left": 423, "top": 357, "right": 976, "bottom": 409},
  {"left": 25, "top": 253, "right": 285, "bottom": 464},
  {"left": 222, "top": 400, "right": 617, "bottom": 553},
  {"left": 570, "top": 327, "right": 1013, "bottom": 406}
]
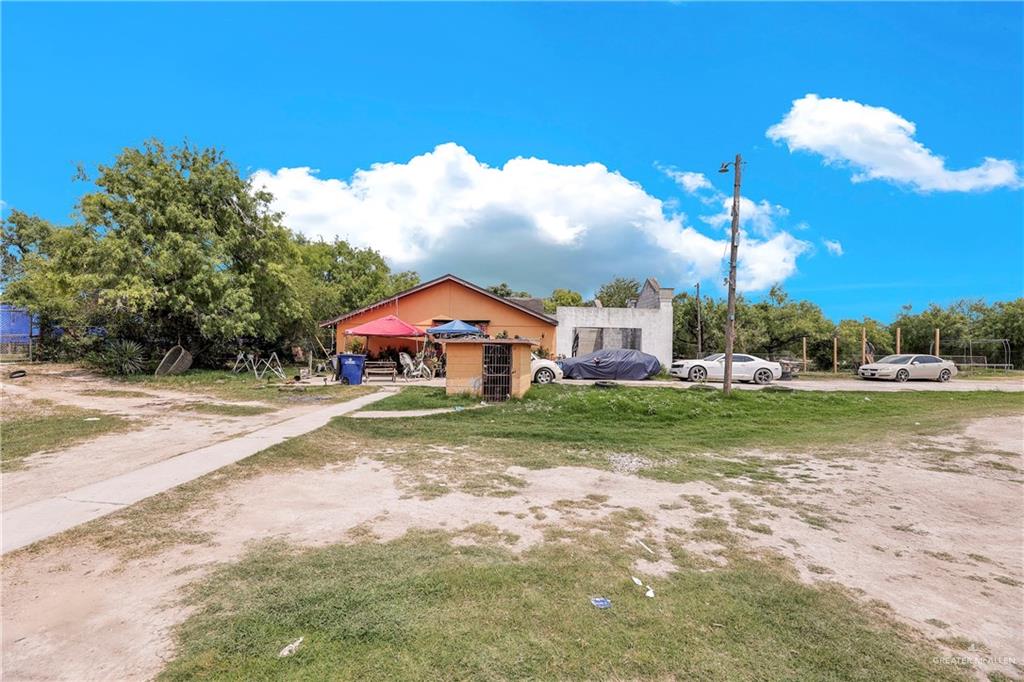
[{"left": 557, "top": 349, "right": 662, "bottom": 380}]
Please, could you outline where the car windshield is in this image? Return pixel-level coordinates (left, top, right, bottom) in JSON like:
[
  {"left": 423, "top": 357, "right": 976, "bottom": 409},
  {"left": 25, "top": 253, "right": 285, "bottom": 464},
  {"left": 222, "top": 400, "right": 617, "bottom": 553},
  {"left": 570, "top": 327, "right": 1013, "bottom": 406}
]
[
  {"left": 876, "top": 355, "right": 913, "bottom": 365},
  {"left": 704, "top": 353, "right": 724, "bottom": 361}
]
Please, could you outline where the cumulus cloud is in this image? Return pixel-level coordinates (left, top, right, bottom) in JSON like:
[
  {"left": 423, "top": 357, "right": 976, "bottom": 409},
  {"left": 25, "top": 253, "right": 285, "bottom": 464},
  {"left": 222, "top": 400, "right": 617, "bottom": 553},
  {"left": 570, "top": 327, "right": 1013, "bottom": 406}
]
[
  {"left": 701, "top": 196, "right": 790, "bottom": 237},
  {"left": 659, "top": 164, "right": 792, "bottom": 237},
  {"left": 766, "top": 94, "right": 1021, "bottom": 192},
  {"left": 823, "top": 239, "right": 844, "bottom": 256},
  {"left": 659, "top": 165, "right": 713, "bottom": 194},
  {"left": 251, "top": 143, "right": 810, "bottom": 294},
  {"left": 739, "top": 232, "right": 810, "bottom": 291}
]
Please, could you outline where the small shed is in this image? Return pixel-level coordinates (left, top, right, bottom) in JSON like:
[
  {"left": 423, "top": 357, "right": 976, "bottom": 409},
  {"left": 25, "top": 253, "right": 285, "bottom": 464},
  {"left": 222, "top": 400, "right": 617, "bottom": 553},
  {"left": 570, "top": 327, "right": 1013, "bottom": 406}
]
[{"left": 444, "top": 338, "right": 536, "bottom": 401}]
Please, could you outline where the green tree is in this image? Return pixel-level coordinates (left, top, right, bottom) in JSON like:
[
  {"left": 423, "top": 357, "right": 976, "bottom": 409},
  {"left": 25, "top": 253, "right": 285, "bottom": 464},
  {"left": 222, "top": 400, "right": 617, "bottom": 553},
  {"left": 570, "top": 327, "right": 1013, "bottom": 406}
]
[
  {"left": 5, "top": 140, "right": 312, "bottom": 363},
  {"left": 2, "top": 210, "right": 104, "bottom": 351},
  {"left": 543, "top": 288, "right": 584, "bottom": 313},
  {"left": 595, "top": 277, "right": 640, "bottom": 308},
  {"left": 741, "top": 286, "right": 833, "bottom": 358},
  {"left": 487, "top": 283, "right": 531, "bottom": 298},
  {"left": 295, "top": 237, "right": 419, "bottom": 348},
  {"left": 76, "top": 140, "right": 308, "bottom": 356},
  {"left": 977, "top": 299, "right": 1024, "bottom": 368}
]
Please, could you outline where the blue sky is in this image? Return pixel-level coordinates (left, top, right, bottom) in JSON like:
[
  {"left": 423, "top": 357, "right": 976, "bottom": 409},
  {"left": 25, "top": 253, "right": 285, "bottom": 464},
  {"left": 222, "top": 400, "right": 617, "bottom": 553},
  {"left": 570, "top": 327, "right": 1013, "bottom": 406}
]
[{"left": 3, "top": 2, "right": 1022, "bottom": 321}]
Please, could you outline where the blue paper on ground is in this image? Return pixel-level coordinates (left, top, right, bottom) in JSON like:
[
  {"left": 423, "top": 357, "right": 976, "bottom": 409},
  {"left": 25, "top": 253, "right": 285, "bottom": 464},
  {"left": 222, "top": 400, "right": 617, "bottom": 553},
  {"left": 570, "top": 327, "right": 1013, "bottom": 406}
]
[{"left": 590, "top": 597, "right": 612, "bottom": 609}]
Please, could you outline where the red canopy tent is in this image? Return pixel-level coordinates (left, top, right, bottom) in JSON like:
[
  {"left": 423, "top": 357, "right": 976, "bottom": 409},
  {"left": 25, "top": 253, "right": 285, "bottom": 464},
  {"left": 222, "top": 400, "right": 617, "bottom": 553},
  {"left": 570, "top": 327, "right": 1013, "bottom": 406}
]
[
  {"left": 343, "top": 315, "right": 426, "bottom": 354},
  {"left": 344, "top": 315, "right": 425, "bottom": 338}
]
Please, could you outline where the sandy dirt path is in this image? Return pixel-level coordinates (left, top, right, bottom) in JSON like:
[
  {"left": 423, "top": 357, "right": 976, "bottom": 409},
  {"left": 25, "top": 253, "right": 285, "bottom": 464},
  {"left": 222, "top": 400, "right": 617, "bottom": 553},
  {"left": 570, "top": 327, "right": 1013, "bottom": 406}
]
[
  {"left": 1, "top": 368, "right": 351, "bottom": 511},
  {"left": 1, "top": 415, "right": 1021, "bottom": 681}
]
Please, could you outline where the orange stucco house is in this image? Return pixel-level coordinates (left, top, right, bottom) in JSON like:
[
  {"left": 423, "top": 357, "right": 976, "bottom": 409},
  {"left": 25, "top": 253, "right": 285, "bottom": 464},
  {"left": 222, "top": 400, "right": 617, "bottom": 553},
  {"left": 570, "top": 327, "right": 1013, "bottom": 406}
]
[{"left": 321, "top": 274, "right": 558, "bottom": 356}]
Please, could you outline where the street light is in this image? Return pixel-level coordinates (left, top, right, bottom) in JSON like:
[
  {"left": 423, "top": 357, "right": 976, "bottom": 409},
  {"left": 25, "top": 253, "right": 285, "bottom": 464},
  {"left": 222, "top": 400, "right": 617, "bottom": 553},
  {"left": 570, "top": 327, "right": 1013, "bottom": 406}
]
[{"left": 719, "top": 154, "right": 742, "bottom": 396}]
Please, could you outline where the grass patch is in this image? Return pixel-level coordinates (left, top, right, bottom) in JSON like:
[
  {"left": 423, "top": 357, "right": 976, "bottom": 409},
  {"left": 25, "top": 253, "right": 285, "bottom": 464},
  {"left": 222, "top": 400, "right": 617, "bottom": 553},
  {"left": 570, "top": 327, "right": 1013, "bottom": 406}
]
[
  {"left": 183, "top": 402, "right": 276, "bottom": 417},
  {"left": 159, "top": 532, "right": 967, "bottom": 681},
  {"left": 78, "top": 388, "right": 156, "bottom": 398},
  {"left": 956, "top": 368, "right": 1023, "bottom": 380},
  {"left": 1, "top": 400, "right": 130, "bottom": 469},
  {"left": 338, "top": 384, "right": 1023, "bottom": 456},
  {"left": 333, "top": 385, "right": 1022, "bottom": 484},
  {"left": 992, "top": 575, "right": 1022, "bottom": 587},
  {"left": 116, "top": 369, "right": 373, "bottom": 405},
  {"left": 364, "top": 387, "right": 480, "bottom": 411}
]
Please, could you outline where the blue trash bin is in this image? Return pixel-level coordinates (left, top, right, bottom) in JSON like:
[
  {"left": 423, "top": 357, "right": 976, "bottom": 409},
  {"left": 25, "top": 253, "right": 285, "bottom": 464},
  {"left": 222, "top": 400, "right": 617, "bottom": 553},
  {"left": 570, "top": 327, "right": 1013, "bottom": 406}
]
[{"left": 337, "top": 353, "right": 366, "bottom": 385}]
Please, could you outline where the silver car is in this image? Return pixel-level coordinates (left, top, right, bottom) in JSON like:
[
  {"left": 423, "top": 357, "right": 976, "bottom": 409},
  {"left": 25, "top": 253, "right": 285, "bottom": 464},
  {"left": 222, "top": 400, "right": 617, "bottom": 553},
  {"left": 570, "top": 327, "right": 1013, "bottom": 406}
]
[{"left": 858, "top": 354, "right": 957, "bottom": 382}]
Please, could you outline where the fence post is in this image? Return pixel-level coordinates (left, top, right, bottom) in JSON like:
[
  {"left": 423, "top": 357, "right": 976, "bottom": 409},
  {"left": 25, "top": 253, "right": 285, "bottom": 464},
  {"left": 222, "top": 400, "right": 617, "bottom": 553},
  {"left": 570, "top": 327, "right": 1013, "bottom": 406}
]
[
  {"left": 802, "top": 336, "right": 808, "bottom": 372},
  {"left": 833, "top": 336, "right": 838, "bottom": 374},
  {"left": 895, "top": 327, "right": 901, "bottom": 354}
]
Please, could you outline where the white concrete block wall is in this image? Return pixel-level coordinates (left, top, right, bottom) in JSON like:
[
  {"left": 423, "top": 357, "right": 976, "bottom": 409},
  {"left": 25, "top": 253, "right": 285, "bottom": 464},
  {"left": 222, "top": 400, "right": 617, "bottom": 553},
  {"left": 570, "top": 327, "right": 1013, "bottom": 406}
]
[{"left": 555, "top": 299, "right": 674, "bottom": 368}]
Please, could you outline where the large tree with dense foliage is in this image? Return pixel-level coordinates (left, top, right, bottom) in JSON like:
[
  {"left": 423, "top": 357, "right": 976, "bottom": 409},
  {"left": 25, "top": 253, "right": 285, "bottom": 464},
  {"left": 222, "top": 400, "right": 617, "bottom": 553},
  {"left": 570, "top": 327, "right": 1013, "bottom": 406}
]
[
  {"left": 595, "top": 277, "right": 640, "bottom": 308},
  {"left": 543, "top": 288, "right": 585, "bottom": 313},
  {"left": 2, "top": 210, "right": 103, "bottom": 342},
  {"left": 73, "top": 140, "right": 307, "bottom": 356},
  {"left": 2, "top": 140, "right": 420, "bottom": 366},
  {"left": 295, "top": 237, "right": 419, "bottom": 347}
]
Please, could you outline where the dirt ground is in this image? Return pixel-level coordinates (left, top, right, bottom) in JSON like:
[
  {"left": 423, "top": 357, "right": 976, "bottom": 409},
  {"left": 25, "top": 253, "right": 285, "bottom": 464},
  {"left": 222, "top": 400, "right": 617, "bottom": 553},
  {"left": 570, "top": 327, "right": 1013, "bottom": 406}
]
[
  {"left": 1, "top": 366, "right": 341, "bottom": 511},
  {"left": 2, "top": 411, "right": 1021, "bottom": 681}
]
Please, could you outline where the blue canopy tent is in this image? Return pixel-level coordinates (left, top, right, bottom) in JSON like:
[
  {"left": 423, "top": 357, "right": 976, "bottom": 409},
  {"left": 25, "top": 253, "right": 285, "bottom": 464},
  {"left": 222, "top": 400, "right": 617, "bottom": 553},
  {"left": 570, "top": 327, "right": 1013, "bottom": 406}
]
[{"left": 426, "top": 319, "right": 483, "bottom": 338}]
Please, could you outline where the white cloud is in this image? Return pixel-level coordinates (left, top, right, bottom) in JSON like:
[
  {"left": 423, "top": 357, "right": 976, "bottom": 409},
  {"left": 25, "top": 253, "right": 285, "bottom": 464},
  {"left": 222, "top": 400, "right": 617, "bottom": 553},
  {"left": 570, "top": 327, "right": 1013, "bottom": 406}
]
[
  {"left": 823, "top": 239, "right": 844, "bottom": 256},
  {"left": 660, "top": 166, "right": 713, "bottom": 194},
  {"left": 767, "top": 94, "right": 1021, "bottom": 192},
  {"left": 701, "top": 196, "right": 790, "bottom": 237},
  {"left": 251, "top": 143, "right": 810, "bottom": 294},
  {"left": 738, "top": 232, "right": 810, "bottom": 291},
  {"left": 660, "top": 164, "right": 792, "bottom": 237}
]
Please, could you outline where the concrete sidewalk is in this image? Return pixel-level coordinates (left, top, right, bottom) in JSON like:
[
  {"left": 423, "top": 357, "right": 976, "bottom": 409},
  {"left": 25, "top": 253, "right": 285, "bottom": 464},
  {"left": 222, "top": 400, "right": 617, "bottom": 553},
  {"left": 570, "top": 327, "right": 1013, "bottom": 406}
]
[{"left": 2, "top": 388, "right": 396, "bottom": 554}]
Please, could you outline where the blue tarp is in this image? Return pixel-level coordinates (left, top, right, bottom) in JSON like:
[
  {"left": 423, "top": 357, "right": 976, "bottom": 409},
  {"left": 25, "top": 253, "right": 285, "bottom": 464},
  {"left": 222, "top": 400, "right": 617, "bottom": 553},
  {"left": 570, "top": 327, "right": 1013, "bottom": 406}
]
[
  {"left": 0, "top": 305, "right": 33, "bottom": 342},
  {"left": 426, "top": 319, "right": 483, "bottom": 337}
]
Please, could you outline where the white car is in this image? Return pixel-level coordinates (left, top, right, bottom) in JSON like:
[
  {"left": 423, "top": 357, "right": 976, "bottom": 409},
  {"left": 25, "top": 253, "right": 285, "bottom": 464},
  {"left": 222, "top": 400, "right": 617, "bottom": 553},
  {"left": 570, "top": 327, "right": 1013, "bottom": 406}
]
[
  {"left": 670, "top": 352, "right": 782, "bottom": 385},
  {"left": 858, "top": 354, "right": 958, "bottom": 382},
  {"left": 531, "top": 354, "right": 563, "bottom": 384}
]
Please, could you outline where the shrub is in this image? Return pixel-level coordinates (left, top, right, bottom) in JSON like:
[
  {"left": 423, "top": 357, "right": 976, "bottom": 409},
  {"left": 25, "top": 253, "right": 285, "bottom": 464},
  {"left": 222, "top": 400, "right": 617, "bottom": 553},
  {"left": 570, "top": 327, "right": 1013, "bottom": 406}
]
[{"left": 96, "top": 339, "right": 146, "bottom": 375}]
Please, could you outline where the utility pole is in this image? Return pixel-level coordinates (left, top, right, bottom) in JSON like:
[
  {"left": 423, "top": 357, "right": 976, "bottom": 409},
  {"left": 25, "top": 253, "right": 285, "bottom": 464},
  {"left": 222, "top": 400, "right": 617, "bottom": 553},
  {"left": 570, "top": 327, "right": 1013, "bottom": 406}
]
[
  {"left": 720, "top": 154, "right": 742, "bottom": 396},
  {"left": 695, "top": 282, "right": 703, "bottom": 357}
]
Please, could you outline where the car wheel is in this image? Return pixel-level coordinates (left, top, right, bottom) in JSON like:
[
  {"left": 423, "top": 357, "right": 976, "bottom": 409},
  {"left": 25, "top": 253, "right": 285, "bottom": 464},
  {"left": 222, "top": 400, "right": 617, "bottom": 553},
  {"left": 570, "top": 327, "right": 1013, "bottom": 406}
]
[
  {"left": 534, "top": 367, "right": 555, "bottom": 384},
  {"left": 895, "top": 369, "right": 909, "bottom": 382},
  {"left": 689, "top": 366, "right": 707, "bottom": 382},
  {"left": 754, "top": 368, "right": 773, "bottom": 385},
  {"left": 938, "top": 369, "right": 951, "bottom": 383}
]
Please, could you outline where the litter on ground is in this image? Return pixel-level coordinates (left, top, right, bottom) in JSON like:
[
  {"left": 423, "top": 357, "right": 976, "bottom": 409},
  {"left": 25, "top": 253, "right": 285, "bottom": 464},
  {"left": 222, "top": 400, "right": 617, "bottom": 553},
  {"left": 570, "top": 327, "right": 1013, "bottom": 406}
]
[{"left": 278, "top": 637, "right": 304, "bottom": 658}]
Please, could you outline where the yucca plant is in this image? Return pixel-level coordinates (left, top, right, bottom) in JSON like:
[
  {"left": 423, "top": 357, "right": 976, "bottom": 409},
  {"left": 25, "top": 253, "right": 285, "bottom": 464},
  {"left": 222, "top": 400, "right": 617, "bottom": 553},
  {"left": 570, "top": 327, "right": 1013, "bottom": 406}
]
[{"left": 101, "top": 339, "right": 145, "bottom": 375}]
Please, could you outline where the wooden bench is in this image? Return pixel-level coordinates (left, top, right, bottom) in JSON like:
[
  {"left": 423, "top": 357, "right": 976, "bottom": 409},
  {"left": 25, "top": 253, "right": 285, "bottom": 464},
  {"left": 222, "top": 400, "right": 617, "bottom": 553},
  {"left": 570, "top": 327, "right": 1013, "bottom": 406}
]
[{"left": 363, "top": 360, "right": 397, "bottom": 382}]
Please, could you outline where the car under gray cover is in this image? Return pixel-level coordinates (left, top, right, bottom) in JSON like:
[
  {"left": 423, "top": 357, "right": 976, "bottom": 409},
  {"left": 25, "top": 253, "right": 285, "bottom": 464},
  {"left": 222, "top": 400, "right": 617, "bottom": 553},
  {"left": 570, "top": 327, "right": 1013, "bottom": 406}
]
[{"left": 557, "top": 348, "right": 662, "bottom": 380}]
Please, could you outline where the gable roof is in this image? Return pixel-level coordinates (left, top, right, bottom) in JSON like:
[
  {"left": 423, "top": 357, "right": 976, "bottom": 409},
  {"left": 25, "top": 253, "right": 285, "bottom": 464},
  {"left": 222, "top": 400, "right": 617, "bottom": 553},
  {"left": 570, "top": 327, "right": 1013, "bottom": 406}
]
[{"left": 320, "top": 273, "right": 559, "bottom": 327}]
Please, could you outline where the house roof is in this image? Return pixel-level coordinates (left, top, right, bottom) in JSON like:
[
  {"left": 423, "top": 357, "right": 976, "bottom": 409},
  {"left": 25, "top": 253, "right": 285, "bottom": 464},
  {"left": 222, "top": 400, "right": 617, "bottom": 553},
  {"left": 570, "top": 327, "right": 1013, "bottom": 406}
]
[{"left": 320, "top": 273, "right": 559, "bottom": 327}]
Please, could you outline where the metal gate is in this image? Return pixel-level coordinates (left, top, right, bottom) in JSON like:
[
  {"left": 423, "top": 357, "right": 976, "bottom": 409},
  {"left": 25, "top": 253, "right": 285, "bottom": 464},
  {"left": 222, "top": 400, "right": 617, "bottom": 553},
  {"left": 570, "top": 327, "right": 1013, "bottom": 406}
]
[{"left": 482, "top": 343, "right": 512, "bottom": 402}]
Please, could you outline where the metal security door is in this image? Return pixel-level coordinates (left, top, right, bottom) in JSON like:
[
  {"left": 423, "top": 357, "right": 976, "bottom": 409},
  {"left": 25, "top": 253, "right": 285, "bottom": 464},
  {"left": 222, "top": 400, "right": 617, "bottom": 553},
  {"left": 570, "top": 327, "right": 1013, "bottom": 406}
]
[{"left": 482, "top": 344, "right": 512, "bottom": 402}]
